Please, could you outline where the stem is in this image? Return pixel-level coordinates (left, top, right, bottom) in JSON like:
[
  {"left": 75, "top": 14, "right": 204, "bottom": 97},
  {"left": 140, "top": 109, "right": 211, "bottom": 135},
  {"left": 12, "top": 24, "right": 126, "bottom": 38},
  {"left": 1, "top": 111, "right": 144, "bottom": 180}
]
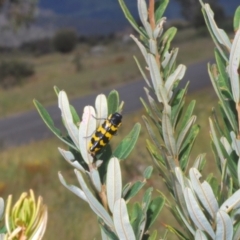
[
  {"left": 148, "top": 0, "right": 155, "bottom": 30},
  {"left": 148, "top": 0, "right": 161, "bottom": 67},
  {"left": 99, "top": 185, "right": 109, "bottom": 211}
]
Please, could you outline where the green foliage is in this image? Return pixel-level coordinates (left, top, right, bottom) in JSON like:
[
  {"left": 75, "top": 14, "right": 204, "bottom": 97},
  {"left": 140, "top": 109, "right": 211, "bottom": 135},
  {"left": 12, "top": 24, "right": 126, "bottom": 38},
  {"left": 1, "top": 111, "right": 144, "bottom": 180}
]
[
  {"left": 53, "top": 29, "right": 78, "bottom": 53},
  {"left": 0, "top": 60, "right": 34, "bottom": 89}
]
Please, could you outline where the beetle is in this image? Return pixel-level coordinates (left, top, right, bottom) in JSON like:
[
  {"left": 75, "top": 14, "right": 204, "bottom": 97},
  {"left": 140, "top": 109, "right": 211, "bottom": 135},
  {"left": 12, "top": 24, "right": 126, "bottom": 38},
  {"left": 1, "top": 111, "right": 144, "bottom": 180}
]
[{"left": 88, "top": 112, "right": 122, "bottom": 155}]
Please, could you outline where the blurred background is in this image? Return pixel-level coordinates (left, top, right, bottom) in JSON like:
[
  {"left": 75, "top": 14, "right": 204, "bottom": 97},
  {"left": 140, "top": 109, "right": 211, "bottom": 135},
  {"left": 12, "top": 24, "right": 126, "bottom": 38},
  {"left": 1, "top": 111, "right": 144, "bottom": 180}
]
[{"left": 0, "top": 0, "right": 239, "bottom": 239}]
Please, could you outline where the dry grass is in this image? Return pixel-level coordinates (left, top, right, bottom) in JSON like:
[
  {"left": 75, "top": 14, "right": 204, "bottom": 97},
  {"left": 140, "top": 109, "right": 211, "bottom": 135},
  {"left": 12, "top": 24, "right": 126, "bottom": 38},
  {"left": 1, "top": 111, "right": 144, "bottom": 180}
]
[{"left": 0, "top": 28, "right": 216, "bottom": 118}]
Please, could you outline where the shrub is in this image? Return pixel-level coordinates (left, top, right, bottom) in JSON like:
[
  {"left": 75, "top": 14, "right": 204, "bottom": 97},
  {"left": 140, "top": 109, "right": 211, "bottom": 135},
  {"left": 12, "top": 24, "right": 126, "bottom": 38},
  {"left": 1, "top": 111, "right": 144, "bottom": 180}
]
[
  {"left": 20, "top": 38, "right": 54, "bottom": 56},
  {"left": 0, "top": 60, "right": 34, "bottom": 89},
  {"left": 53, "top": 29, "right": 78, "bottom": 53},
  {"left": 33, "top": 1, "right": 240, "bottom": 239}
]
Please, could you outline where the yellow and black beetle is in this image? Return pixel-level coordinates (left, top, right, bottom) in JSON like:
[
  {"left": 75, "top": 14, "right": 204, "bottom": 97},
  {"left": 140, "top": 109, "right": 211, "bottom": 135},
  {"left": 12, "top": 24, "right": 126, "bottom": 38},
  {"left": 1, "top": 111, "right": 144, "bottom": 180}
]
[{"left": 88, "top": 112, "right": 122, "bottom": 156}]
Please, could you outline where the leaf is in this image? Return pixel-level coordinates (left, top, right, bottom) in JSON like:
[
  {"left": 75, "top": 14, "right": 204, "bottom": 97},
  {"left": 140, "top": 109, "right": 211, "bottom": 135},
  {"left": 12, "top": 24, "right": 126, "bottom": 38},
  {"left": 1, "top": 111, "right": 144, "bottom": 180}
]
[
  {"left": 220, "top": 189, "right": 240, "bottom": 211},
  {"left": 194, "top": 230, "right": 208, "bottom": 240},
  {"left": 215, "top": 210, "right": 233, "bottom": 240},
  {"left": 58, "top": 91, "right": 79, "bottom": 148},
  {"left": 143, "top": 166, "right": 153, "bottom": 179},
  {"left": 228, "top": 29, "right": 240, "bottom": 103},
  {"left": 75, "top": 170, "right": 114, "bottom": 228},
  {"left": 95, "top": 94, "right": 108, "bottom": 125},
  {"left": 142, "top": 116, "right": 162, "bottom": 150},
  {"left": 171, "top": 83, "right": 189, "bottom": 128},
  {"left": 107, "top": 157, "right": 122, "bottom": 213},
  {"left": 108, "top": 90, "right": 120, "bottom": 115},
  {"left": 58, "top": 172, "right": 87, "bottom": 202},
  {"left": 148, "top": 230, "right": 158, "bottom": 240},
  {"left": 202, "top": 3, "right": 231, "bottom": 50},
  {"left": 178, "top": 100, "right": 196, "bottom": 132},
  {"left": 234, "top": 6, "right": 240, "bottom": 32},
  {"left": 118, "top": 0, "right": 145, "bottom": 37},
  {"left": 58, "top": 147, "right": 85, "bottom": 172},
  {"left": 189, "top": 168, "right": 219, "bottom": 219},
  {"left": 179, "top": 125, "right": 200, "bottom": 171},
  {"left": 113, "top": 198, "right": 136, "bottom": 240},
  {"left": 131, "top": 35, "right": 148, "bottom": 63},
  {"left": 176, "top": 115, "right": 196, "bottom": 154},
  {"left": 162, "top": 111, "right": 177, "bottom": 156},
  {"left": 79, "top": 106, "right": 95, "bottom": 164},
  {"left": 90, "top": 168, "right": 102, "bottom": 193},
  {"left": 160, "top": 27, "right": 177, "bottom": 59},
  {"left": 113, "top": 123, "right": 141, "bottom": 160},
  {"left": 184, "top": 187, "right": 215, "bottom": 238},
  {"left": 130, "top": 203, "right": 143, "bottom": 238},
  {"left": 124, "top": 181, "right": 146, "bottom": 202},
  {"left": 138, "top": 0, "right": 152, "bottom": 37},
  {"left": 165, "top": 64, "right": 186, "bottom": 100},
  {"left": 154, "top": 0, "right": 169, "bottom": 23},
  {"left": 33, "top": 99, "right": 77, "bottom": 150},
  {"left": 148, "top": 53, "right": 168, "bottom": 104},
  {"left": 208, "top": 64, "right": 238, "bottom": 131},
  {"left": 145, "top": 197, "right": 165, "bottom": 229},
  {"left": 0, "top": 198, "right": 4, "bottom": 219},
  {"left": 99, "top": 219, "right": 118, "bottom": 240}
]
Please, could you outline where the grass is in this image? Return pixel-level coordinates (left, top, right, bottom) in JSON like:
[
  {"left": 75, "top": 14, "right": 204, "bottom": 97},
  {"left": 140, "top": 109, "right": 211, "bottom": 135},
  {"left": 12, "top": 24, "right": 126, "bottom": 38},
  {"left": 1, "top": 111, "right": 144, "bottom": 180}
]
[
  {"left": 0, "top": 87, "right": 219, "bottom": 239},
  {"left": 0, "top": 27, "right": 216, "bottom": 118}
]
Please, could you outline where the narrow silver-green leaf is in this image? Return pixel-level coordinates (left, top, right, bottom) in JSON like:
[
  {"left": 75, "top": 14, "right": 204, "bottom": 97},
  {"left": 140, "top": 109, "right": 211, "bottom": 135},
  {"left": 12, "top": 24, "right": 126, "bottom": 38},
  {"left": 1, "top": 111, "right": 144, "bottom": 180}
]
[
  {"left": 0, "top": 198, "right": 4, "bottom": 219},
  {"left": 216, "top": 210, "right": 233, "bottom": 240},
  {"left": 143, "top": 166, "right": 153, "bottom": 179},
  {"left": 154, "top": 0, "right": 168, "bottom": 23},
  {"left": 208, "top": 64, "right": 237, "bottom": 131},
  {"left": 230, "top": 131, "right": 240, "bottom": 157},
  {"left": 148, "top": 53, "right": 168, "bottom": 104},
  {"left": 220, "top": 189, "right": 240, "bottom": 212},
  {"left": 33, "top": 99, "right": 77, "bottom": 150},
  {"left": 133, "top": 56, "right": 151, "bottom": 88},
  {"left": 118, "top": 0, "right": 144, "bottom": 37},
  {"left": 203, "top": 3, "right": 231, "bottom": 50},
  {"left": 130, "top": 35, "right": 148, "bottom": 63},
  {"left": 58, "top": 147, "right": 85, "bottom": 172},
  {"left": 58, "top": 91, "right": 79, "bottom": 148},
  {"left": 90, "top": 168, "right": 102, "bottom": 193},
  {"left": 162, "top": 111, "right": 177, "bottom": 156},
  {"left": 101, "top": 228, "right": 111, "bottom": 240},
  {"left": 58, "top": 172, "right": 87, "bottom": 202},
  {"left": 107, "top": 157, "right": 122, "bottom": 213},
  {"left": 124, "top": 181, "right": 146, "bottom": 202},
  {"left": 234, "top": 6, "right": 240, "bottom": 31},
  {"left": 189, "top": 168, "right": 219, "bottom": 219},
  {"left": 108, "top": 90, "right": 120, "bottom": 115},
  {"left": 194, "top": 230, "right": 208, "bottom": 240},
  {"left": 184, "top": 187, "right": 215, "bottom": 238},
  {"left": 113, "top": 123, "right": 141, "bottom": 160},
  {"left": 138, "top": 0, "right": 152, "bottom": 37},
  {"left": 176, "top": 116, "right": 196, "bottom": 153},
  {"left": 75, "top": 169, "right": 114, "bottom": 228},
  {"left": 233, "top": 222, "right": 240, "bottom": 240},
  {"left": 95, "top": 94, "right": 108, "bottom": 125},
  {"left": 113, "top": 198, "right": 136, "bottom": 240},
  {"left": 165, "top": 64, "right": 186, "bottom": 100},
  {"left": 142, "top": 116, "right": 162, "bottom": 150},
  {"left": 79, "top": 106, "right": 96, "bottom": 164},
  {"left": 228, "top": 29, "right": 240, "bottom": 103},
  {"left": 145, "top": 197, "right": 165, "bottom": 229}
]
